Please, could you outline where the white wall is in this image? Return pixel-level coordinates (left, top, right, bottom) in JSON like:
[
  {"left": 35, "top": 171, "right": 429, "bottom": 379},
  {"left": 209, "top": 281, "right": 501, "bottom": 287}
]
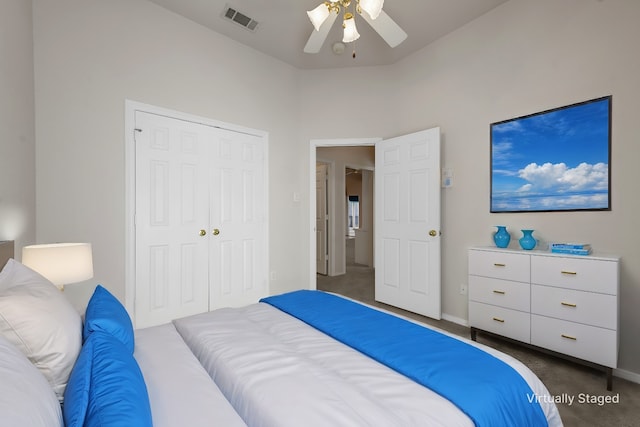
[
  {"left": 32, "top": 0, "right": 304, "bottom": 307},
  {"left": 30, "top": 0, "right": 640, "bottom": 377},
  {"left": 0, "top": 0, "right": 36, "bottom": 252}
]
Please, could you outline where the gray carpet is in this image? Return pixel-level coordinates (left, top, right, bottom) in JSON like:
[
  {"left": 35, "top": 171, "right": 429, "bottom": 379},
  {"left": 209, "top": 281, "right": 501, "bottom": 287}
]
[{"left": 317, "top": 239, "right": 640, "bottom": 427}]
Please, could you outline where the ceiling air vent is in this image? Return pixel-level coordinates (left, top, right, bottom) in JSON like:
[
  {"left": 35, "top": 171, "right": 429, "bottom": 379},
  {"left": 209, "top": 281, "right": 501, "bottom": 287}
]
[{"left": 222, "top": 5, "right": 259, "bottom": 32}]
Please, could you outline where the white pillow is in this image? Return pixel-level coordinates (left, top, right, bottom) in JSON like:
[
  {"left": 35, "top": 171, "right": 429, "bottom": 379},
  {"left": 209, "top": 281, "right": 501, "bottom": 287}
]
[
  {"left": 0, "top": 259, "right": 82, "bottom": 401},
  {"left": 0, "top": 334, "right": 63, "bottom": 427}
]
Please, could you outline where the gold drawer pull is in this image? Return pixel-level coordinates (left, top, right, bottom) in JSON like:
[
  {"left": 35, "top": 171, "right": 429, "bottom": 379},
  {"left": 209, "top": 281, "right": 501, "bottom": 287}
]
[
  {"left": 561, "top": 302, "right": 577, "bottom": 308},
  {"left": 561, "top": 334, "right": 577, "bottom": 341},
  {"left": 494, "top": 263, "right": 506, "bottom": 267},
  {"left": 493, "top": 290, "right": 506, "bottom": 295},
  {"left": 492, "top": 317, "right": 505, "bottom": 323},
  {"left": 561, "top": 270, "right": 577, "bottom": 275}
]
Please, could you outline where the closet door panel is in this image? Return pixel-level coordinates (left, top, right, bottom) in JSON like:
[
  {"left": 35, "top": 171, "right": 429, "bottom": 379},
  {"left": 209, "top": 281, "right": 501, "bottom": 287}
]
[
  {"left": 134, "top": 111, "right": 210, "bottom": 328},
  {"left": 209, "top": 129, "right": 268, "bottom": 309}
]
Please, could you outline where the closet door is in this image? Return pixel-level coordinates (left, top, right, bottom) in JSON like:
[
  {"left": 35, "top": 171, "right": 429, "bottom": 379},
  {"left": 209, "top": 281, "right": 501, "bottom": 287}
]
[
  {"left": 134, "top": 111, "right": 210, "bottom": 328},
  {"left": 208, "top": 128, "right": 268, "bottom": 309},
  {"left": 134, "top": 111, "right": 268, "bottom": 328}
]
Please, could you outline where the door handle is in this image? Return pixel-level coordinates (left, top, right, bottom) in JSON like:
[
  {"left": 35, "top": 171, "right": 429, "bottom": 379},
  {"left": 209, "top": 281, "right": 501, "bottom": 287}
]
[
  {"left": 212, "top": 228, "right": 220, "bottom": 236},
  {"left": 199, "top": 229, "right": 207, "bottom": 236},
  {"left": 429, "top": 230, "right": 438, "bottom": 237}
]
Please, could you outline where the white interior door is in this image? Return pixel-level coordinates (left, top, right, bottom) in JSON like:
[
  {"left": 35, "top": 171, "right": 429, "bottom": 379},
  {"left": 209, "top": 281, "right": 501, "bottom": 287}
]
[
  {"left": 374, "top": 128, "right": 441, "bottom": 319},
  {"left": 316, "top": 163, "right": 329, "bottom": 275},
  {"left": 134, "top": 111, "right": 210, "bottom": 328}
]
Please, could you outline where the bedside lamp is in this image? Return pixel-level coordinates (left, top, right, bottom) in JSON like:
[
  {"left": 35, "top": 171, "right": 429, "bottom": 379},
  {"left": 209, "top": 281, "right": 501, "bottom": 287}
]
[{"left": 22, "top": 243, "right": 94, "bottom": 291}]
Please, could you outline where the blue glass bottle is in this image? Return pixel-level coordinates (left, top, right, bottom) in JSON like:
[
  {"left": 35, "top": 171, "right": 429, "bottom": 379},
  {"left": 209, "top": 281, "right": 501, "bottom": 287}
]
[
  {"left": 519, "top": 229, "right": 536, "bottom": 250},
  {"left": 493, "top": 226, "right": 511, "bottom": 248}
]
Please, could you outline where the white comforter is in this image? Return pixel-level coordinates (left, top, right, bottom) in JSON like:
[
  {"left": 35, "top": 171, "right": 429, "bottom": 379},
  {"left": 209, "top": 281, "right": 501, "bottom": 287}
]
[
  {"left": 134, "top": 323, "right": 247, "bottom": 427},
  {"left": 173, "top": 301, "right": 562, "bottom": 427}
]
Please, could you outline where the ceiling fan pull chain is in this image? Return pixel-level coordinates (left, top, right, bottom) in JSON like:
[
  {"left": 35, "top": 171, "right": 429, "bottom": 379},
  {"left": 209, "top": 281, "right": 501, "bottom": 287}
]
[{"left": 352, "top": 2, "right": 357, "bottom": 58}]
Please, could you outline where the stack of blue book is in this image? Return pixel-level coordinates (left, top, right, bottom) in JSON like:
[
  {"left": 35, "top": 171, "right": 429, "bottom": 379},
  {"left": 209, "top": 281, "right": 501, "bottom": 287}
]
[{"left": 549, "top": 243, "right": 592, "bottom": 255}]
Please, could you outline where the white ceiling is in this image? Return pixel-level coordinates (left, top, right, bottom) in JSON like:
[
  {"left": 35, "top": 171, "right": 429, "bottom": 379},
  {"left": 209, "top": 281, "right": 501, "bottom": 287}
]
[{"left": 145, "top": 0, "right": 509, "bottom": 69}]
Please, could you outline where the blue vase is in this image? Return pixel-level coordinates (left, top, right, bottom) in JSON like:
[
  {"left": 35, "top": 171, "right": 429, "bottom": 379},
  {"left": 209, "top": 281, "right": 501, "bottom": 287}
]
[
  {"left": 519, "top": 229, "right": 537, "bottom": 250},
  {"left": 493, "top": 226, "right": 511, "bottom": 248}
]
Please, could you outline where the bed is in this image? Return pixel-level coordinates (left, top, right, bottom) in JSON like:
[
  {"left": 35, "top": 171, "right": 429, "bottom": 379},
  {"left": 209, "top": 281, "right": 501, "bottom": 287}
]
[{"left": 0, "top": 247, "right": 563, "bottom": 427}]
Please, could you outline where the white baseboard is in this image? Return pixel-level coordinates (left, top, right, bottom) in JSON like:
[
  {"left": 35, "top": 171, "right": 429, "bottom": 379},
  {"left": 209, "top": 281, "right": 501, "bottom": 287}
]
[
  {"left": 442, "top": 313, "right": 468, "bottom": 327},
  {"left": 614, "top": 367, "right": 640, "bottom": 385}
]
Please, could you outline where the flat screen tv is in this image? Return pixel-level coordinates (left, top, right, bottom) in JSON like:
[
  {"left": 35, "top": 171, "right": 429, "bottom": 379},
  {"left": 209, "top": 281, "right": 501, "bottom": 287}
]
[{"left": 490, "top": 96, "right": 611, "bottom": 213}]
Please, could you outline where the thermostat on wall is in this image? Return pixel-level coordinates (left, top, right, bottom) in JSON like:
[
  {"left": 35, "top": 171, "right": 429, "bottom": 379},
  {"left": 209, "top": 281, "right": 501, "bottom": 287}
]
[{"left": 441, "top": 167, "right": 453, "bottom": 188}]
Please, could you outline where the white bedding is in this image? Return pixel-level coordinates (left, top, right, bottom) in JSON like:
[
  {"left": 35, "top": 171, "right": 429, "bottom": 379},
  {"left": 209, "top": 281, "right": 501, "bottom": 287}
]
[
  {"left": 173, "top": 301, "right": 562, "bottom": 427},
  {"left": 134, "top": 323, "right": 247, "bottom": 427}
]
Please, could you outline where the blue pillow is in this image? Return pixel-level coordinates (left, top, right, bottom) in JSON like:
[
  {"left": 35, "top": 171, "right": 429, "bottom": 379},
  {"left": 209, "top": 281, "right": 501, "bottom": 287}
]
[
  {"left": 63, "top": 336, "right": 93, "bottom": 427},
  {"left": 83, "top": 285, "right": 135, "bottom": 353},
  {"left": 64, "top": 331, "right": 152, "bottom": 427}
]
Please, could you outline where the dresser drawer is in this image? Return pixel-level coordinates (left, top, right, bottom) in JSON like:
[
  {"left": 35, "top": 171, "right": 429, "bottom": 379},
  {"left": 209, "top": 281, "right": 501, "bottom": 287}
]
[
  {"left": 531, "top": 315, "right": 617, "bottom": 368},
  {"left": 469, "top": 275, "right": 530, "bottom": 312},
  {"left": 531, "top": 285, "right": 617, "bottom": 329},
  {"left": 468, "top": 249, "right": 530, "bottom": 283},
  {"left": 531, "top": 255, "right": 618, "bottom": 295},
  {"left": 469, "top": 301, "right": 530, "bottom": 343}
]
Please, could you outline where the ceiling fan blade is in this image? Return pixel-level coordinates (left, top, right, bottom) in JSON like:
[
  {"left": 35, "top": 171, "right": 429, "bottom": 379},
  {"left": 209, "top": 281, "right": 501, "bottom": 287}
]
[
  {"left": 360, "top": 9, "right": 407, "bottom": 48},
  {"left": 303, "top": 11, "right": 338, "bottom": 53}
]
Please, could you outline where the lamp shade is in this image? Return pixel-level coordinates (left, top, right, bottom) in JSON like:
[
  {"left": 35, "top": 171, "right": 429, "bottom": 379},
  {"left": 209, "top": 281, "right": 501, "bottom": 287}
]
[
  {"left": 359, "top": 0, "right": 384, "bottom": 19},
  {"left": 307, "top": 3, "right": 331, "bottom": 31},
  {"left": 22, "top": 243, "right": 93, "bottom": 290},
  {"left": 342, "top": 14, "right": 360, "bottom": 43}
]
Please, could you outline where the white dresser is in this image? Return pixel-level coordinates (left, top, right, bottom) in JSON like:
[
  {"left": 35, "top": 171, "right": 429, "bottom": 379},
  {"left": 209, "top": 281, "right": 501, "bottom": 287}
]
[{"left": 468, "top": 247, "right": 620, "bottom": 390}]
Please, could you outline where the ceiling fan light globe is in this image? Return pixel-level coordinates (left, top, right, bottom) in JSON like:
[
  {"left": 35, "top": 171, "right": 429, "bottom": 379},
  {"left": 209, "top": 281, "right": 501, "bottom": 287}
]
[
  {"left": 307, "top": 4, "right": 331, "bottom": 31},
  {"left": 359, "top": 0, "right": 384, "bottom": 19},
  {"left": 342, "top": 15, "right": 360, "bottom": 43}
]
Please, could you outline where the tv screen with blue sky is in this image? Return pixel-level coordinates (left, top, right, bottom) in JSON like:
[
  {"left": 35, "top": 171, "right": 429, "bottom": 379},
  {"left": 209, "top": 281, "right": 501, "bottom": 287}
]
[{"left": 490, "top": 96, "right": 611, "bottom": 213}]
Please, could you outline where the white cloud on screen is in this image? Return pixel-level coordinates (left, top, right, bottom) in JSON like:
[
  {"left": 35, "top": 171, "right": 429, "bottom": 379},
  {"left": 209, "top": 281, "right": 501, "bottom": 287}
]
[{"left": 517, "top": 162, "right": 608, "bottom": 193}]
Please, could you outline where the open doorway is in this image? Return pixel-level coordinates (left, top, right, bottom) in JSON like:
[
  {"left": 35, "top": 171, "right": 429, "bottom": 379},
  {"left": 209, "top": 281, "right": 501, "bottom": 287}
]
[
  {"left": 310, "top": 140, "right": 377, "bottom": 290},
  {"left": 316, "top": 160, "right": 376, "bottom": 303}
]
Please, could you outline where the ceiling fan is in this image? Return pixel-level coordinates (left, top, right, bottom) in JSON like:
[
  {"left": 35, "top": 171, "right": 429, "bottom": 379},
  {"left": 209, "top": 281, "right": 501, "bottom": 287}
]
[{"left": 304, "top": 0, "right": 407, "bottom": 55}]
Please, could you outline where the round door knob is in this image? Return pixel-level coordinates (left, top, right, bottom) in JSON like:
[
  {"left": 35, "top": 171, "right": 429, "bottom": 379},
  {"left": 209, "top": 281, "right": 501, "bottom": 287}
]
[
  {"left": 429, "top": 230, "right": 438, "bottom": 237},
  {"left": 199, "top": 229, "right": 206, "bottom": 236},
  {"left": 212, "top": 228, "right": 220, "bottom": 236}
]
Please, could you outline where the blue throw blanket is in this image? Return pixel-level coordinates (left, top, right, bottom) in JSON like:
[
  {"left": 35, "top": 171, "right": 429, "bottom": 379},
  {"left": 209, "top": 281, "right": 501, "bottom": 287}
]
[{"left": 261, "top": 290, "right": 547, "bottom": 427}]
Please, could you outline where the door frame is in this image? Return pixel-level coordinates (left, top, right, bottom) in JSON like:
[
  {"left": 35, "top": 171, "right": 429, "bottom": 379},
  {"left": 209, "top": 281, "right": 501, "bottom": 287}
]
[
  {"left": 308, "top": 138, "right": 380, "bottom": 289},
  {"left": 125, "top": 100, "right": 269, "bottom": 320}
]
